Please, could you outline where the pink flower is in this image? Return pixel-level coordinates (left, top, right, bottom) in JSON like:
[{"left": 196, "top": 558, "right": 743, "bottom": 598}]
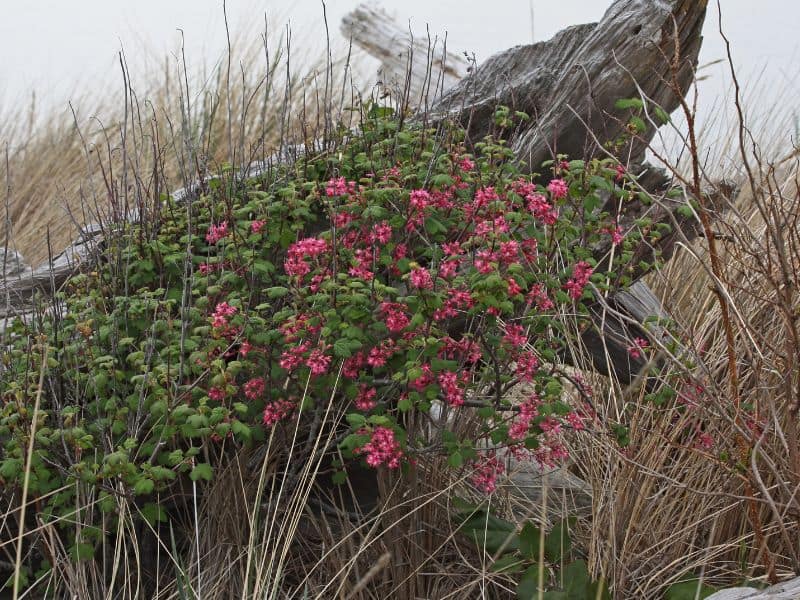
[
  {"left": 326, "top": 177, "right": 355, "bottom": 197},
  {"left": 547, "top": 178, "right": 568, "bottom": 199},
  {"left": 458, "top": 156, "right": 475, "bottom": 171},
  {"left": 263, "top": 399, "right": 295, "bottom": 426},
  {"left": 238, "top": 340, "right": 253, "bottom": 358},
  {"left": 526, "top": 284, "right": 554, "bottom": 311},
  {"left": 371, "top": 221, "right": 393, "bottom": 245},
  {"left": 564, "top": 261, "right": 593, "bottom": 301},
  {"left": 507, "top": 277, "right": 523, "bottom": 297},
  {"left": 205, "top": 222, "right": 229, "bottom": 244},
  {"left": 367, "top": 340, "right": 395, "bottom": 368},
  {"left": 409, "top": 364, "right": 434, "bottom": 392},
  {"left": 526, "top": 193, "right": 558, "bottom": 225},
  {"left": 251, "top": 219, "right": 266, "bottom": 234},
  {"left": 471, "top": 453, "right": 504, "bottom": 494},
  {"left": 410, "top": 267, "right": 434, "bottom": 290},
  {"left": 212, "top": 302, "right": 238, "bottom": 328},
  {"left": 279, "top": 341, "right": 311, "bottom": 372},
  {"left": 244, "top": 377, "right": 265, "bottom": 400},
  {"left": 509, "top": 393, "right": 540, "bottom": 441},
  {"left": 442, "top": 241, "right": 462, "bottom": 256},
  {"left": 409, "top": 189, "right": 432, "bottom": 211},
  {"left": 438, "top": 371, "right": 465, "bottom": 406},
  {"left": 355, "top": 385, "right": 377, "bottom": 411},
  {"left": 438, "top": 260, "right": 458, "bottom": 280},
  {"left": 474, "top": 249, "right": 497, "bottom": 274},
  {"left": 284, "top": 237, "right": 329, "bottom": 278},
  {"left": 566, "top": 412, "right": 586, "bottom": 431},
  {"left": 209, "top": 386, "right": 228, "bottom": 402},
  {"left": 343, "top": 352, "right": 366, "bottom": 378},
  {"left": 503, "top": 324, "right": 527, "bottom": 348},
  {"left": 627, "top": 337, "right": 649, "bottom": 360},
  {"left": 515, "top": 351, "right": 539, "bottom": 382},
  {"left": 306, "top": 349, "right": 331, "bottom": 376},
  {"left": 433, "top": 288, "right": 474, "bottom": 321},
  {"left": 498, "top": 240, "right": 520, "bottom": 265},
  {"left": 356, "top": 426, "right": 404, "bottom": 469},
  {"left": 380, "top": 302, "right": 410, "bottom": 333}
]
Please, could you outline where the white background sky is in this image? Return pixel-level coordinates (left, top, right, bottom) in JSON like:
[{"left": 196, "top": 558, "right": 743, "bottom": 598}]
[{"left": 1, "top": 0, "right": 798, "bottom": 144}]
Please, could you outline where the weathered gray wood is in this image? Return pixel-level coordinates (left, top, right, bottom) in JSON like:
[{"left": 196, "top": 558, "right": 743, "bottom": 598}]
[
  {"left": 706, "top": 577, "right": 800, "bottom": 600},
  {"left": 430, "top": 0, "right": 707, "bottom": 170},
  {"left": 341, "top": 3, "right": 468, "bottom": 103}
]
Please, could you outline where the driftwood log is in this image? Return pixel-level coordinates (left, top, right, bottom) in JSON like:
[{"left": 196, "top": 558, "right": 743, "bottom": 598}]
[{"left": 2, "top": 0, "right": 708, "bottom": 386}]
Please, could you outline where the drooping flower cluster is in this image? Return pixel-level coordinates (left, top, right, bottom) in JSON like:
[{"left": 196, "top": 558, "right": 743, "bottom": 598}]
[
  {"left": 356, "top": 427, "right": 404, "bottom": 468},
  {"left": 564, "top": 261, "right": 594, "bottom": 300},
  {"left": 205, "top": 222, "right": 229, "bottom": 244},
  {"left": 471, "top": 453, "right": 505, "bottom": 494}
]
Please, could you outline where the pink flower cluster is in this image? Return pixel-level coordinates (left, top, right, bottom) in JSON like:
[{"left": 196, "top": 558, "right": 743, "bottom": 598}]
[
  {"left": 515, "top": 351, "right": 539, "bottom": 382},
  {"left": 212, "top": 302, "right": 238, "bottom": 328},
  {"left": 564, "top": 261, "right": 593, "bottom": 301},
  {"left": 285, "top": 237, "right": 329, "bottom": 278},
  {"left": 355, "top": 385, "right": 377, "bottom": 411},
  {"left": 409, "top": 266, "right": 434, "bottom": 290},
  {"left": 251, "top": 219, "right": 266, "bottom": 234},
  {"left": 471, "top": 453, "right": 505, "bottom": 494},
  {"left": 527, "top": 284, "right": 554, "bottom": 311},
  {"left": 503, "top": 324, "right": 528, "bottom": 349},
  {"left": 356, "top": 426, "right": 404, "bottom": 468},
  {"left": 326, "top": 177, "right": 356, "bottom": 197},
  {"left": 627, "top": 337, "right": 649, "bottom": 360},
  {"left": 438, "top": 370, "right": 466, "bottom": 406},
  {"left": 380, "top": 302, "right": 410, "bottom": 333},
  {"left": 509, "top": 393, "right": 541, "bottom": 440},
  {"left": 263, "top": 399, "right": 295, "bottom": 426},
  {"left": 243, "top": 377, "right": 265, "bottom": 400},
  {"left": 206, "top": 222, "right": 229, "bottom": 244},
  {"left": 547, "top": 178, "right": 568, "bottom": 199},
  {"left": 433, "top": 288, "right": 474, "bottom": 321}
]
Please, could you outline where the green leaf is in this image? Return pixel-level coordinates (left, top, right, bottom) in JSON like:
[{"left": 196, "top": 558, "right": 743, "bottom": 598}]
[
  {"left": 519, "top": 522, "right": 542, "bottom": 559},
  {"left": 544, "top": 519, "right": 573, "bottom": 563},
  {"left": 448, "top": 451, "right": 464, "bottom": 468},
  {"left": 460, "top": 511, "right": 519, "bottom": 555},
  {"left": 665, "top": 577, "right": 717, "bottom": 600},
  {"left": 517, "top": 564, "right": 545, "bottom": 599},
  {"left": 189, "top": 463, "right": 213, "bottom": 482},
  {"left": 133, "top": 478, "right": 155, "bottom": 495},
  {"left": 70, "top": 542, "right": 95, "bottom": 562},
  {"left": 490, "top": 553, "right": 526, "bottom": 574},
  {"left": 266, "top": 286, "right": 289, "bottom": 298},
  {"left": 614, "top": 97, "right": 644, "bottom": 111}
]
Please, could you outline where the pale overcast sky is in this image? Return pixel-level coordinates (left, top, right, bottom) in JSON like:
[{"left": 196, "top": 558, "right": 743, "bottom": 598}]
[{"left": 1, "top": 0, "right": 798, "bottom": 149}]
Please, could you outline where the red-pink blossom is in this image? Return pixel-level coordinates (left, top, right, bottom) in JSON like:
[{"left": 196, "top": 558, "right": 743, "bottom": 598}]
[
  {"left": 306, "top": 349, "right": 331, "bottom": 376},
  {"left": 263, "top": 399, "right": 295, "bottom": 426},
  {"left": 356, "top": 426, "right": 404, "bottom": 469},
  {"left": 205, "top": 222, "right": 229, "bottom": 244},
  {"left": 251, "top": 219, "right": 266, "bottom": 234},
  {"left": 564, "top": 261, "right": 593, "bottom": 300},
  {"left": 515, "top": 351, "right": 539, "bottom": 382},
  {"left": 409, "top": 267, "right": 434, "bottom": 290},
  {"left": 244, "top": 377, "right": 265, "bottom": 400},
  {"left": 355, "top": 385, "right": 377, "bottom": 411},
  {"left": 547, "top": 178, "right": 568, "bottom": 199},
  {"left": 380, "top": 302, "right": 410, "bottom": 333},
  {"left": 471, "top": 453, "right": 504, "bottom": 494}
]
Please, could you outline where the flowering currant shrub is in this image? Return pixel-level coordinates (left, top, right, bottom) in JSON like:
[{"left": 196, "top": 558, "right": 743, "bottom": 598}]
[{"left": 0, "top": 107, "right": 658, "bottom": 565}]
